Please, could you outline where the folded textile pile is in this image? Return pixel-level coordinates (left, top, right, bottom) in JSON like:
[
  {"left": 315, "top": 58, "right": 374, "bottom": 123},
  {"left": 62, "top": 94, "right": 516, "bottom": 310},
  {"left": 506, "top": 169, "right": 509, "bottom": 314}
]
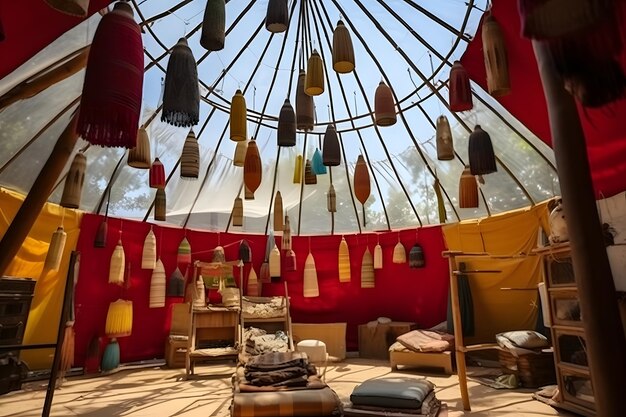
[
  {"left": 243, "top": 327, "right": 289, "bottom": 356},
  {"left": 243, "top": 351, "right": 317, "bottom": 388}
]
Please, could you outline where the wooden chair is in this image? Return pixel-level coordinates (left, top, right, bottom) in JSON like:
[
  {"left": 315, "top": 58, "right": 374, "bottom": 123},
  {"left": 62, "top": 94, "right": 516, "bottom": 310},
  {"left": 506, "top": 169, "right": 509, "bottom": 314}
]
[{"left": 164, "top": 302, "right": 190, "bottom": 368}]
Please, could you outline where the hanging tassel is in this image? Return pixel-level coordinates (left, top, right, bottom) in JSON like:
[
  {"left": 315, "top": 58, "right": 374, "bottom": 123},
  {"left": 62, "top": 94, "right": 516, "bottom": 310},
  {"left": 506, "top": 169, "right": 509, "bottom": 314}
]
[
  {"left": 482, "top": 14, "right": 510, "bottom": 97},
  {"left": 232, "top": 197, "right": 244, "bottom": 227},
  {"left": 162, "top": 38, "right": 199, "bottom": 127},
  {"left": 230, "top": 89, "right": 247, "bottom": 141},
  {"left": 293, "top": 154, "right": 303, "bottom": 183},
  {"left": 181, "top": 129, "right": 200, "bottom": 179},
  {"left": 94, "top": 218, "right": 108, "bottom": 248},
  {"left": 296, "top": 71, "right": 314, "bottom": 131},
  {"left": 285, "top": 249, "right": 297, "bottom": 272},
  {"left": 44, "top": 226, "right": 67, "bottom": 271},
  {"left": 304, "top": 159, "right": 317, "bottom": 184},
  {"left": 354, "top": 155, "right": 370, "bottom": 226},
  {"left": 44, "top": 0, "right": 89, "bottom": 17},
  {"left": 149, "top": 158, "right": 166, "bottom": 189},
  {"left": 265, "top": 0, "right": 289, "bottom": 33},
  {"left": 278, "top": 98, "right": 296, "bottom": 147},
  {"left": 244, "top": 139, "right": 262, "bottom": 196},
  {"left": 333, "top": 20, "right": 355, "bottom": 73},
  {"left": 327, "top": 184, "right": 337, "bottom": 213},
  {"left": 273, "top": 191, "right": 284, "bottom": 232},
  {"left": 149, "top": 259, "right": 166, "bottom": 308},
  {"left": 141, "top": 228, "right": 156, "bottom": 269},
  {"left": 60, "top": 152, "right": 86, "bottom": 208},
  {"left": 77, "top": 2, "right": 143, "bottom": 148},
  {"left": 127, "top": 128, "right": 151, "bottom": 169},
  {"left": 360, "top": 248, "right": 375, "bottom": 288},
  {"left": 269, "top": 245, "right": 281, "bottom": 280},
  {"left": 434, "top": 178, "right": 447, "bottom": 224},
  {"left": 247, "top": 267, "right": 259, "bottom": 296},
  {"left": 101, "top": 339, "right": 120, "bottom": 372},
  {"left": 374, "top": 81, "right": 396, "bottom": 126},
  {"left": 108, "top": 240, "right": 125, "bottom": 285},
  {"left": 177, "top": 237, "right": 192, "bottom": 265},
  {"left": 449, "top": 61, "right": 473, "bottom": 112},
  {"left": 154, "top": 188, "right": 166, "bottom": 221},
  {"left": 468, "top": 125, "right": 497, "bottom": 175},
  {"left": 282, "top": 216, "right": 292, "bottom": 250},
  {"left": 436, "top": 115, "right": 454, "bottom": 161},
  {"left": 212, "top": 245, "right": 226, "bottom": 263},
  {"left": 322, "top": 124, "right": 341, "bottom": 166},
  {"left": 338, "top": 237, "right": 351, "bottom": 282},
  {"left": 459, "top": 166, "right": 479, "bottom": 209},
  {"left": 260, "top": 262, "right": 270, "bottom": 283},
  {"left": 392, "top": 241, "right": 406, "bottom": 264},
  {"left": 105, "top": 299, "right": 133, "bottom": 338},
  {"left": 200, "top": 0, "right": 225, "bottom": 51},
  {"left": 305, "top": 50, "right": 324, "bottom": 96},
  {"left": 311, "top": 149, "right": 327, "bottom": 175},
  {"left": 233, "top": 139, "right": 248, "bottom": 167},
  {"left": 303, "top": 252, "right": 319, "bottom": 297},
  {"left": 167, "top": 267, "right": 185, "bottom": 297},
  {"left": 374, "top": 243, "right": 383, "bottom": 270},
  {"left": 409, "top": 244, "right": 425, "bottom": 268},
  {"left": 239, "top": 240, "right": 251, "bottom": 263}
]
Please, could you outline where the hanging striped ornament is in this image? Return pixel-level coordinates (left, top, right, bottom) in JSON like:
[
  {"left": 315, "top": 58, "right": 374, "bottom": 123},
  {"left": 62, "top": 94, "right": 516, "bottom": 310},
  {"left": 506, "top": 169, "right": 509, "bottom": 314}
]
[
  {"left": 167, "top": 267, "right": 185, "bottom": 297},
  {"left": 296, "top": 71, "right": 314, "bottom": 131},
  {"left": 269, "top": 245, "right": 281, "bottom": 278},
  {"left": 459, "top": 166, "right": 479, "bottom": 208},
  {"left": 247, "top": 266, "right": 259, "bottom": 296},
  {"left": 128, "top": 128, "right": 151, "bottom": 168},
  {"left": 180, "top": 129, "right": 200, "bottom": 179},
  {"left": 239, "top": 239, "right": 251, "bottom": 263},
  {"left": 177, "top": 237, "right": 192, "bottom": 265},
  {"left": 273, "top": 191, "right": 284, "bottom": 232},
  {"left": 233, "top": 139, "right": 248, "bottom": 167},
  {"left": 105, "top": 299, "right": 133, "bottom": 338},
  {"left": 141, "top": 228, "right": 156, "bottom": 269},
  {"left": 285, "top": 249, "right": 297, "bottom": 272},
  {"left": 361, "top": 248, "right": 375, "bottom": 288},
  {"left": 149, "top": 158, "right": 165, "bottom": 189},
  {"left": 374, "top": 81, "right": 396, "bottom": 126},
  {"left": 293, "top": 154, "right": 303, "bottom": 183},
  {"left": 278, "top": 98, "right": 296, "bottom": 147},
  {"left": 282, "top": 216, "right": 292, "bottom": 250},
  {"left": 305, "top": 50, "right": 324, "bottom": 96},
  {"left": 374, "top": 243, "right": 383, "bottom": 270},
  {"left": 449, "top": 61, "right": 473, "bottom": 112},
  {"left": 392, "top": 241, "right": 406, "bottom": 264},
  {"left": 338, "top": 237, "right": 351, "bottom": 283},
  {"left": 436, "top": 115, "right": 454, "bottom": 161},
  {"left": 327, "top": 184, "right": 336, "bottom": 213},
  {"left": 154, "top": 188, "right": 166, "bottom": 221},
  {"left": 304, "top": 159, "right": 317, "bottom": 184},
  {"left": 44, "top": 226, "right": 67, "bottom": 271},
  {"left": 60, "top": 152, "right": 86, "bottom": 209},
  {"left": 303, "top": 252, "right": 319, "bottom": 297},
  {"left": 149, "top": 259, "right": 166, "bottom": 308},
  {"left": 244, "top": 139, "right": 262, "bottom": 196},
  {"left": 409, "top": 244, "right": 425, "bottom": 268},
  {"left": 109, "top": 240, "right": 125, "bottom": 285},
  {"left": 200, "top": 0, "right": 225, "bottom": 51},
  {"left": 332, "top": 20, "right": 355, "bottom": 73},
  {"left": 322, "top": 124, "right": 341, "bottom": 166},
  {"left": 311, "top": 149, "right": 327, "bottom": 175},
  {"left": 232, "top": 197, "right": 244, "bottom": 227}
]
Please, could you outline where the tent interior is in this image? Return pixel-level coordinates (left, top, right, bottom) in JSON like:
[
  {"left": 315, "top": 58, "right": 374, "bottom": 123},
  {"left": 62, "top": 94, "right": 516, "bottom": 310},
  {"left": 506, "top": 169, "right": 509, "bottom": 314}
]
[{"left": 1, "top": 0, "right": 626, "bottom": 416}]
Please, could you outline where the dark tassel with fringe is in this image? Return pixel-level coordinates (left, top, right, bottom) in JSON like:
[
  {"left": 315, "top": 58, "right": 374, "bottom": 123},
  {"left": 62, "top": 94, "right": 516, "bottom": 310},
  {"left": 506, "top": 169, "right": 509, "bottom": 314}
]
[
  {"left": 162, "top": 38, "right": 199, "bottom": 127},
  {"left": 468, "top": 125, "right": 497, "bottom": 175}
]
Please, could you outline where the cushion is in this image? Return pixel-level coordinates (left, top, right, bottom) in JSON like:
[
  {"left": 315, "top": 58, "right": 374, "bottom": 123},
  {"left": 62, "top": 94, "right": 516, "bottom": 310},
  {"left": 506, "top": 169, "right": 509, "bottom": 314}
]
[
  {"left": 350, "top": 378, "right": 435, "bottom": 409},
  {"left": 496, "top": 330, "right": 549, "bottom": 350},
  {"left": 396, "top": 330, "right": 454, "bottom": 353},
  {"left": 297, "top": 340, "right": 327, "bottom": 363}
]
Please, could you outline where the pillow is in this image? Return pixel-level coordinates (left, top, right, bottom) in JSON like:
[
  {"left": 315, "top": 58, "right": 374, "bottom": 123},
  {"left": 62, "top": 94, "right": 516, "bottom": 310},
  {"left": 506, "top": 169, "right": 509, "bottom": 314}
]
[
  {"left": 396, "top": 330, "right": 454, "bottom": 353},
  {"left": 350, "top": 378, "right": 435, "bottom": 409},
  {"left": 496, "top": 330, "right": 549, "bottom": 349}
]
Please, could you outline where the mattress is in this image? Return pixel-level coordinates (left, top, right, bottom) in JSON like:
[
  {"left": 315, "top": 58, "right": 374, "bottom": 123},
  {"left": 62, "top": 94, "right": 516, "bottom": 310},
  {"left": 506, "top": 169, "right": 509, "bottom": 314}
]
[{"left": 231, "top": 385, "right": 342, "bottom": 417}]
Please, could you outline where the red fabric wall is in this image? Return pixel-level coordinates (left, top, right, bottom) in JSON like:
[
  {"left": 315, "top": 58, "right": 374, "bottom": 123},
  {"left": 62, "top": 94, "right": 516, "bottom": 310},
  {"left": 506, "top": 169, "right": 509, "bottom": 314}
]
[{"left": 73, "top": 213, "right": 449, "bottom": 365}]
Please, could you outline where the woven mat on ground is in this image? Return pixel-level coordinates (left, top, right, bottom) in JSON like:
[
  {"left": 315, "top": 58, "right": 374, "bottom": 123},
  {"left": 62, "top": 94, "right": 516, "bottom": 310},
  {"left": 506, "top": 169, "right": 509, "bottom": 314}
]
[{"left": 232, "top": 385, "right": 342, "bottom": 417}]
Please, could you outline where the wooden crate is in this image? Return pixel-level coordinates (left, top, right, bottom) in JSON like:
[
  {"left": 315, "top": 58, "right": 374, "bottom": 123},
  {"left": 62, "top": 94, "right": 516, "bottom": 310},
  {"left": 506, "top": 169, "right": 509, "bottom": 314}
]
[{"left": 498, "top": 349, "right": 556, "bottom": 388}]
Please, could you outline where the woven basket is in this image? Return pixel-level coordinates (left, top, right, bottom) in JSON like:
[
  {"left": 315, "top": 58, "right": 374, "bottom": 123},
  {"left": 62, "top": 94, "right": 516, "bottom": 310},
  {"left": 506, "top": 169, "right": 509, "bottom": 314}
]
[{"left": 498, "top": 349, "right": 556, "bottom": 388}]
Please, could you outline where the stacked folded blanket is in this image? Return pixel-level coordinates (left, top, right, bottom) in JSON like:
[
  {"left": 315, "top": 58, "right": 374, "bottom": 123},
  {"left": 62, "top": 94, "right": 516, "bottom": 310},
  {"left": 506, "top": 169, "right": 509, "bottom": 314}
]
[{"left": 243, "top": 351, "right": 317, "bottom": 389}]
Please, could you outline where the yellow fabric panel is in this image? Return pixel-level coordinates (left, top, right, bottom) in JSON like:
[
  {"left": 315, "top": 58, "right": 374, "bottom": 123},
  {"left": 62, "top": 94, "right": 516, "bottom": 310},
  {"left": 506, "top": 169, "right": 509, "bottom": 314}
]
[
  {"left": 0, "top": 187, "right": 82, "bottom": 370},
  {"left": 443, "top": 201, "right": 552, "bottom": 343}
]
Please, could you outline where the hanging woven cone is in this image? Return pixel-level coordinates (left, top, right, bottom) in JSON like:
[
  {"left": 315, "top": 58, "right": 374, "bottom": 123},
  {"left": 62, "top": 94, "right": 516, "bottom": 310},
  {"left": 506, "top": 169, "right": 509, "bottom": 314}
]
[
  {"left": 327, "top": 184, "right": 336, "bottom": 213},
  {"left": 449, "top": 61, "right": 473, "bottom": 112},
  {"left": 94, "top": 219, "right": 107, "bottom": 248},
  {"left": 338, "top": 237, "right": 350, "bottom": 282},
  {"left": 162, "top": 38, "right": 199, "bottom": 127},
  {"left": 296, "top": 71, "right": 314, "bottom": 131},
  {"left": 482, "top": 14, "right": 510, "bottom": 97},
  {"left": 77, "top": 2, "right": 143, "bottom": 148},
  {"left": 44, "top": 226, "right": 67, "bottom": 271},
  {"left": 468, "top": 125, "right": 497, "bottom": 175},
  {"left": 247, "top": 267, "right": 259, "bottom": 296},
  {"left": 303, "top": 252, "right": 319, "bottom": 297},
  {"left": 109, "top": 240, "right": 125, "bottom": 285},
  {"left": 60, "top": 152, "right": 86, "bottom": 208},
  {"left": 285, "top": 249, "right": 297, "bottom": 272},
  {"left": 374, "top": 243, "right": 383, "bottom": 270},
  {"left": 260, "top": 261, "right": 270, "bottom": 283},
  {"left": 361, "top": 248, "right": 375, "bottom": 289},
  {"left": 181, "top": 129, "right": 200, "bottom": 179},
  {"left": 273, "top": 191, "right": 284, "bottom": 232},
  {"left": 311, "top": 149, "right": 327, "bottom": 175},
  {"left": 141, "top": 228, "right": 156, "bottom": 269},
  {"left": 177, "top": 237, "right": 191, "bottom": 265},
  {"left": 167, "top": 267, "right": 185, "bottom": 297},
  {"left": 233, "top": 139, "right": 248, "bottom": 167},
  {"left": 244, "top": 185, "right": 254, "bottom": 200},
  {"left": 322, "top": 124, "right": 340, "bottom": 166},
  {"left": 244, "top": 139, "right": 262, "bottom": 196},
  {"left": 149, "top": 158, "right": 165, "bottom": 189},
  {"left": 128, "top": 128, "right": 151, "bottom": 168},
  {"left": 239, "top": 239, "right": 251, "bottom": 263},
  {"left": 374, "top": 81, "right": 396, "bottom": 126},
  {"left": 155, "top": 188, "right": 166, "bottom": 221},
  {"left": 269, "top": 245, "right": 281, "bottom": 278},
  {"left": 436, "top": 115, "right": 454, "bottom": 161},
  {"left": 392, "top": 241, "right": 406, "bottom": 264},
  {"left": 44, "top": 0, "right": 89, "bottom": 17},
  {"left": 293, "top": 154, "right": 303, "bottom": 183},
  {"left": 305, "top": 50, "right": 324, "bottom": 96},
  {"left": 332, "top": 20, "right": 355, "bottom": 73},
  {"left": 265, "top": 0, "right": 288, "bottom": 33},
  {"left": 200, "top": 0, "right": 225, "bottom": 51},
  {"left": 304, "top": 159, "right": 317, "bottom": 184},
  {"left": 282, "top": 216, "right": 292, "bottom": 250},
  {"left": 409, "top": 244, "right": 425, "bottom": 268},
  {"left": 230, "top": 89, "right": 247, "bottom": 141},
  {"left": 434, "top": 178, "right": 447, "bottom": 223},
  {"left": 149, "top": 259, "right": 166, "bottom": 308},
  {"left": 105, "top": 299, "right": 133, "bottom": 338},
  {"left": 354, "top": 155, "right": 370, "bottom": 226},
  {"left": 459, "top": 166, "right": 479, "bottom": 208},
  {"left": 232, "top": 197, "right": 244, "bottom": 227},
  {"left": 278, "top": 98, "right": 296, "bottom": 147},
  {"left": 212, "top": 246, "right": 226, "bottom": 263}
]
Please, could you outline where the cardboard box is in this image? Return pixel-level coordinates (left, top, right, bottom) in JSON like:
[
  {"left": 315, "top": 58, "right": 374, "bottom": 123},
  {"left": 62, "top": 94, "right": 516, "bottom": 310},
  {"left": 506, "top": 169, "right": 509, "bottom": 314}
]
[
  {"left": 358, "top": 321, "right": 417, "bottom": 360},
  {"left": 292, "top": 323, "right": 347, "bottom": 360}
]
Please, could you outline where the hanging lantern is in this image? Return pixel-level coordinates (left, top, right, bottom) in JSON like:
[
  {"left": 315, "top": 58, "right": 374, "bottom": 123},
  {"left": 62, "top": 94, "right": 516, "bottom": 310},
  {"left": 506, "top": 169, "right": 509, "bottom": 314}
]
[
  {"left": 434, "top": 178, "right": 448, "bottom": 223},
  {"left": 44, "top": 226, "right": 67, "bottom": 271},
  {"left": 141, "top": 228, "right": 156, "bottom": 269},
  {"left": 354, "top": 155, "right": 370, "bottom": 226},
  {"left": 260, "top": 262, "right": 270, "bottom": 283},
  {"left": 392, "top": 241, "right": 406, "bottom": 264},
  {"left": 482, "top": 15, "right": 510, "bottom": 97},
  {"left": 244, "top": 185, "right": 254, "bottom": 200},
  {"left": 180, "top": 129, "right": 200, "bottom": 179},
  {"left": 265, "top": 0, "right": 288, "bottom": 33},
  {"left": 239, "top": 240, "right": 251, "bottom": 263},
  {"left": 436, "top": 115, "right": 454, "bottom": 161},
  {"left": 149, "top": 158, "right": 166, "bottom": 189},
  {"left": 232, "top": 197, "right": 244, "bottom": 227},
  {"left": 212, "top": 246, "right": 226, "bottom": 263},
  {"left": 128, "top": 128, "right": 151, "bottom": 169},
  {"left": 269, "top": 245, "right": 281, "bottom": 278},
  {"left": 233, "top": 139, "right": 248, "bottom": 167},
  {"left": 361, "top": 248, "right": 375, "bottom": 288},
  {"left": 200, "top": 0, "right": 225, "bottom": 51},
  {"left": 305, "top": 50, "right": 324, "bottom": 96},
  {"left": 44, "top": 0, "right": 89, "bottom": 17},
  {"left": 282, "top": 216, "right": 292, "bottom": 250},
  {"left": 285, "top": 249, "right": 297, "bottom": 272},
  {"left": 109, "top": 240, "right": 125, "bottom": 285},
  {"left": 94, "top": 219, "right": 107, "bottom": 248},
  {"left": 304, "top": 159, "right": 317, "bottom": 185},
  {"left": 273, "top": 191, "right": 284, "bottom": 232},
  {"left": 177, "top": 237, "right": 192, "bottom": 265},
  {"left": 409, "top": 244, "right": 425, "bottom": 268},
  {"left": 167, "top": 267, "right": 185, "bottom": 297},
  {"left": 311, "top": 149, "right": 327, "bottom": 175},
  {"left": 338, "top": 237, "right": 351, "bottom": 282},
  {"left": 296, "top": 71, "right": 314, "bottom": 131},
  {"left": 162, "top": 38, "right": 199, "bottom": 127},
  {"left": 303, "top": 252, "right": 319, "bottom": 297},
  {"left": 449, "top": 61, "right": 473, "bottom": 112},
  {"left": 459, "top": 166, "right": 479, "bottom": 209},
  {"left": 60, "top": 152, "right": 86, "bottom": 209},
  {"left": 374, "top": 81, "right": 396, "bottom": 126},
  {"left": 327, "top": 184, "right": 336, "bottom": 213},
  {"left": 293, "top": 154, "right": 303, "bottom": 183},
  {"left": 374, "top": 243, "right": 383, "bottom": 270},
  {"left": 105, "top": 299, "right": 133, "bottom": 338},
  {"left": 278, "top": 98, "right": 296, "bottom": 147},
  {"left": 332, "top": 20, "right": 355, "bottom": 73},
  {"left": 155, "top": 188, "right": 166, "bottom": 221},
  {"left": 322, "top": 124, "right": 340, "bottom": 166},
  {"left": 230, "top": 90, "right": 247, "bottom": 141},
  {"left": 247, "top": 267, "right": 259, "bottom": 296},
  {"left": 149, "top": 259, "right": 166, "bottom": 308},
  {"left": 468, "top": 125, "right": 497, "bottom": 175},
  {"left": 77, "top": 2, "right": 143, "bottom": 148},
  {"left": 244, "top": 139, "right": 262, "bottom": 196}
]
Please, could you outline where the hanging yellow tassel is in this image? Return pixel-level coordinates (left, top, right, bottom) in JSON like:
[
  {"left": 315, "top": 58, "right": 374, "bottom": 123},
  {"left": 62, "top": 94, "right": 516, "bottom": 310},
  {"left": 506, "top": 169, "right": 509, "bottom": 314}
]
[
  {"left": 105, "top": 299, "right": 133, "bottom": 338},
  {"left": 338, "top": 237, "right": 351, "bottom": 283},
  {"left": 293, "top": 154, "right": 303, "bottom": 183},
  {"left": 108, "top": 240, "right": 125, "bottom": 285}
]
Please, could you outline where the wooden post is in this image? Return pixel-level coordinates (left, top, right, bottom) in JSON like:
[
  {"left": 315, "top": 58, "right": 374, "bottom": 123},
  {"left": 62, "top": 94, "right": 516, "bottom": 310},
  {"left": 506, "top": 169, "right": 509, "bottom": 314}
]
[
  {"left": 0, "top": 114, "right": 79, "bottom": 278},
  {"left": 533, "top": 40, "right": 626, "bottom": 417}
]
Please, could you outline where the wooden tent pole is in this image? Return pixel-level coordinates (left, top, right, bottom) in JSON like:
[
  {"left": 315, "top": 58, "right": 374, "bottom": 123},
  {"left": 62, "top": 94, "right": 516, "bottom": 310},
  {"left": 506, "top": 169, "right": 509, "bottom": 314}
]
[
  {"left": 0, "top": 114, "right": 79, "bottom": 278},
  {"left": 533, "top": 40, "right": 626, "bottom": 417}
]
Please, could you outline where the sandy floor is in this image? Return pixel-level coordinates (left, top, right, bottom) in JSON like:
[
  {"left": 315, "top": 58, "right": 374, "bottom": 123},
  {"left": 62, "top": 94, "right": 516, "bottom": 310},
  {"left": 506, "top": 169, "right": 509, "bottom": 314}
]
[{"left": 0, "top": 358, "right": 574, "bottom": 417}]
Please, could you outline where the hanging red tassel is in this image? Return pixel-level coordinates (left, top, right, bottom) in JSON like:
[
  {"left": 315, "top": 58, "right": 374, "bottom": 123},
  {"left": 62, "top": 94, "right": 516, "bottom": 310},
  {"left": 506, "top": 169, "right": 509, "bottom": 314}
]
[
  {"left": 448, "top": 61, "right": 473, "bottom": 112},
  {"left": 77, "top": 2, "right": 143, "bottom": 148},
  {"left": 149, "top": 158, "right": 166, "bottom": 189}
]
